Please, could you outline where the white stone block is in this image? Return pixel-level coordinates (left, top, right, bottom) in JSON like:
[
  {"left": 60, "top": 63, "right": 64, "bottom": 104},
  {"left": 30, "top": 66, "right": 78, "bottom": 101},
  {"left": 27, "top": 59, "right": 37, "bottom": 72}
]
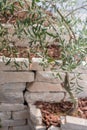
[
  {"left": 28, "top": 104, "right": 42, "bottom": 125},
  {"left": 35, "top": 125, "right": 46, "bottom": 130},
  {"left": 0, "top": 104, "right": 27, "bottom": 111},
  {"left": 61, "top": 116, "right": 87, "bottom": 130},
  {"left": 48, "top": 126, "right": 60, "bottom": 130},
  {"left": 0, "top": 112, "right": 11, "bottom": 120},
  {"left": 0, "top": 71, "right": 34, "bottom": 84},
  {"left": 12, "top": 110, "right": 29, "bottom": 120},
  {"left": 0, "top": 92, "right": 24, "bottom": 103},
  {"left": 25, "top": 91, "right": 65, "bottom": 103}
]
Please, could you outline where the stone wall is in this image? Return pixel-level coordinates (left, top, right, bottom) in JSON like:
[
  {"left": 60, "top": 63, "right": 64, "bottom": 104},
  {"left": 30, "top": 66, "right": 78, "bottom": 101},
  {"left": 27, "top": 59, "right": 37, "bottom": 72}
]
[
  {"left": 0, "top": 57, "right": 87, "bottom": 130},
  {"left": 0, "top": 57, "right": 34, "bottom": 130}
]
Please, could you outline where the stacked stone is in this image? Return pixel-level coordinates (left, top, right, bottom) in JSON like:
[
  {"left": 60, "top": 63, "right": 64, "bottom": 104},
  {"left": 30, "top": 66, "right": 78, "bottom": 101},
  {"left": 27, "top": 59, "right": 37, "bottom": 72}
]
[
  {"left": 25, "top": 58, "right": 87, "bottom": 130},
  {"left": 0, "top": 57, "right": 34, "bottom": 130},
  {"left": 26, "top": 58, "right": 64, "bottom": 103},
  {"left": 25, "top": 58, "right": 64, "bottom": 130},
  {"left": 0, "top": 57, "right": 87, "bottom": 130}
]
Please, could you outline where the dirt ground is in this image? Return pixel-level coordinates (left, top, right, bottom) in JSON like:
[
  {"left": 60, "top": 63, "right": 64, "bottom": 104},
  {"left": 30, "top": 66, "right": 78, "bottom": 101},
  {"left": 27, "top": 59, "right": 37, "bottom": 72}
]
[{"left": 35, "top": 97, "right": 87, "bottom": 128}]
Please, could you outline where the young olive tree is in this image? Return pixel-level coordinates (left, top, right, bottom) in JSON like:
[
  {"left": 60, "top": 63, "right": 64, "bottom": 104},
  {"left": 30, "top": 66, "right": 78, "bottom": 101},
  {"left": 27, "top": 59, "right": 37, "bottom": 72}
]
[{"left": 0, "top": 0, "right": 87, "bottom": 114}]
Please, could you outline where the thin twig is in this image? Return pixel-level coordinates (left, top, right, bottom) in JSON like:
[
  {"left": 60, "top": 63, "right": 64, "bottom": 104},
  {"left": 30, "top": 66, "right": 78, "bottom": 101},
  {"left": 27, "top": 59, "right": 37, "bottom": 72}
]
[
  {"left": 56, "top": 8, "right": 76, "bottom": 41},
  {"left": 65, "top": 4, "right": 87, "bottom": 17}
]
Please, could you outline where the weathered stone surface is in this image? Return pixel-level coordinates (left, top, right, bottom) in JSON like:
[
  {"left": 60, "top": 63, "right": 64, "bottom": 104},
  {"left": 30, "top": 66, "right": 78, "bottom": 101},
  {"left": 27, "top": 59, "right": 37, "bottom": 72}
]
[
  {"left": 0, "top": 104, "right": 27, "bottom": 111},
  {"left": 13, "top": 125, "right": 30, "bottom": 130},
  {"left": 0, "top": 57, "right": 29, "bottom": 71},
  {"left": 61, "top": 116, "right": 87, "bottom": 130},
  {"left": 12, "top": 110, "right": 29, "bottom": 120},
  {"left": 26, "top": 82, "right": 63, "bottom": 92},
  {"left": 1, "top": 120, "right": 26, "bottom": 127},
  {"left": 2, "top": 24, "right": 29, "bottom": 47},
  {"left": 35, "top": 71, "right": 62, "bottom": 83},
  {"left": 30, "top": 58, "right": 51, "bottom": 71},
  {"left": 8, "top": 127, "right": 13, "bottom": 130},
  {"left": 35, "top": 125, "right": 46, "bottom": 130},
  {"left": 28, "top": 119, "right": 35, "bottom": 130},
  {"left": 0, "top": 83, "right": 26, "bottom": 92},
  {"left": 25, "top": 92, "right": 65, "bottom": 103},
  {"left": 28, "top": 104, "right": 42, "bottom": 125},
  {"left": 75, "top": 81, "right": 87, "bottom": 98},
  {"left": 48, "top": 126, "right": 60, "bottom": 130},
  {"left": 0, "top": 127, "right": 8, "bottom": 130},
  {"left": 0, "top": 92, "right": 24, "bottom": 103},
  {"left": 0, "top": 112, "right": 11, "bottom": 120},
  {"left": 0, "top": 71, "right": 34, "bottom": 84},
  {"left": 73, "top": 63, "right": 87, "bottom": 73}
]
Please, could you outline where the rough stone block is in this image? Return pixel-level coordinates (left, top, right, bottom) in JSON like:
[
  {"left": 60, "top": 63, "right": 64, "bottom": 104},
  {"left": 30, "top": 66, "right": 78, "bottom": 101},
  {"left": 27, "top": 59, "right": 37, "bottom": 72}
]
[
  {"left": 0, "top": 112, "right": 11, "bottom": 120},
  {"left": 25, "top": 91, "right": 65, "bottom": 103},
  {"left": 73, "top": 63, "right": 87, "bottom": 73},
  {"left": 75, "top": 81, "right": 87, "bottom": 98},
  {"left": 0, "top": 57, "right": 29, "bottom": 71},
  {"left": 28, "top": 119, "right": 35, "bottom": 130},
  {"left": 1, "top": 24, "right": 29, "bottom": 47},
  {"left": 61, "top": 116, "right": 87, "bottom": 130},
  {"left": 48, "top": 126, "right": 60, "bottom": 130},
  {"left": 28, "top": 104, "right": 42, "bottom": 125},
  {"left": 26, "top": 82, "right": 63, "bottom": 92},
  {"left": 13, "top": 125, "right": 30, "bottom": 130},
  {"left": 0, "top": 104, "right": 27, "bottom": 111},
  {"left": 1, "top": 120, "right": 26, "bottom": 127},
  {"left": 0, "top": 71, "right": 34, "bottom": 84},
  {"left": 30, "top": 58, "right": 51, "bottom": 71},
  {"left": 0, "top": 83, "right": 26, "bottom": 92},
  {"left": 0, "top": 92, "right": 24, "bottom": 103},
  {"left": 8, "top": 127, "right": 13, "bottom": 130},
  {"left": 34, "top": 125, "right": 46, "bottom": 130},
  {"left": 0, "top": 127, "right": 8, "bottom": 130},
  {"left": 12, "top": 110, "right": 29, "bottom": 120},
  {"left": 35, "top": 71, "right": 63, "bottom": 83}
]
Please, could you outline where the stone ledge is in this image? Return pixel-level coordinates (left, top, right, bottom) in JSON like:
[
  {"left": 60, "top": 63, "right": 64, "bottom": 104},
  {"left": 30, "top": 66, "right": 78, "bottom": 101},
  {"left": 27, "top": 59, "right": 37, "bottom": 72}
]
[
  {"left": 30, "top": 58, "right": 51, "bottom": 71},
  {"left": 25, "top": 92, "right": 65, "bottom": 104},
  {"left": 0, "top": 57, "right": 29, "bottom": 71},
  {"left": 61, "top": 116, "right": 87, "bottom": 130},
  {"left": 28, "top": 104, "right": 42, "bottom": 125},
  {"left": 26, "top": 82, "right": 63, "bottom": 92},
  {"left": 35, "top": 71, "right": 63, "bottom": 83},
  {"left": 0, "top": 71, "right": 34, "bottom": 84}
]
